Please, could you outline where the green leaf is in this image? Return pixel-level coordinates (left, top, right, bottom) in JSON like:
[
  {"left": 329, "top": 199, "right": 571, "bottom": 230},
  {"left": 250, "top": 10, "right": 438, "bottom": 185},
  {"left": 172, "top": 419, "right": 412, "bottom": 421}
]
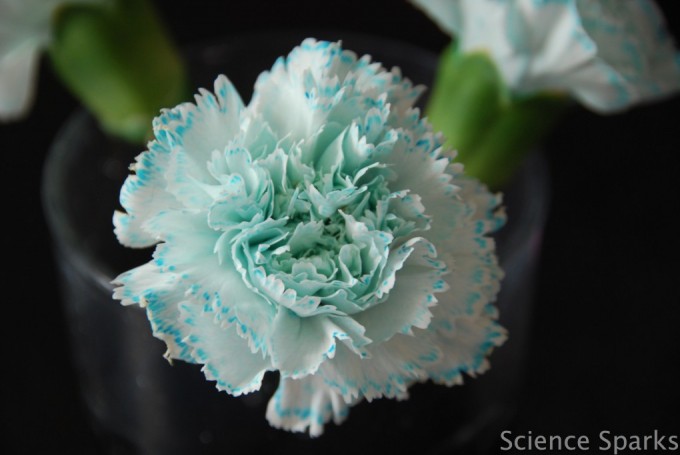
[{"left": 49, "top": 0, "right": 189, "bottom": 143}]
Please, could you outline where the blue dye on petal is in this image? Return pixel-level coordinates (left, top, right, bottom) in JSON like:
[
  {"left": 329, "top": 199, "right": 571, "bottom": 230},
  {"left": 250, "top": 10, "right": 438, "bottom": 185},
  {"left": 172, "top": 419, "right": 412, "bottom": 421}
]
[
  {"left": 113, "top": 38, "right": 505, "bottom": 436},
  {"left": 411, "top": 0, "right": 680, "bottom": 111}
]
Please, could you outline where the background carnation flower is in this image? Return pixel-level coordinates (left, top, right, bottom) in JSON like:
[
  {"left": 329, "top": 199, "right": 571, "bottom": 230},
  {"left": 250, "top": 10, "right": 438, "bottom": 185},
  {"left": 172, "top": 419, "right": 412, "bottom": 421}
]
[
  {"left": 113, "top": 38, "right": 506, "bottom": 436},
  {"left": 0, "top": 0, "right": 107, "bottom": 120},
  {"left": 411, "top": 0, "right": 680, "bottom": 112}
]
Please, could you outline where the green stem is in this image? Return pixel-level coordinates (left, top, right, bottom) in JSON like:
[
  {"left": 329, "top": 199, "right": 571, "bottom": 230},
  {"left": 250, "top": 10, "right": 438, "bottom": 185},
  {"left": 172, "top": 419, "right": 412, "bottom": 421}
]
[
  {"left": 426, "top": 44, "right": 508, "bottom": 163},
  {"left": 425, "top": 43, "right": 569, "bottom": 189},
  {"left": 463, "top": 94, "right": 568, "bottom": 188},
  {"left": 49, "top": 0, "right": 189, "bottom": 143}
]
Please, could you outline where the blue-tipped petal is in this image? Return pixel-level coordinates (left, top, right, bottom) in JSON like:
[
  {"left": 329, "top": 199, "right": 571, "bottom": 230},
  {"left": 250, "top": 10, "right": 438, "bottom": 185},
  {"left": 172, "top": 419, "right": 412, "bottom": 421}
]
[
  {"left": 319, "top": 332, "right": 441, "bottom": 402},
  {"left": 425, "top": 315, "right": 507, "bottom": 386},
  {"left": 114, "top": 141, "right": 183, "bottom": 248},
  {"left": 266, "top": 374, "right": 350, "bottom": 437},
  {"left": 180, "top": 302, "right": 270, "bottom": 396},
  {"left": 112, "top": 261, "right": 192, "bottom": 362}
]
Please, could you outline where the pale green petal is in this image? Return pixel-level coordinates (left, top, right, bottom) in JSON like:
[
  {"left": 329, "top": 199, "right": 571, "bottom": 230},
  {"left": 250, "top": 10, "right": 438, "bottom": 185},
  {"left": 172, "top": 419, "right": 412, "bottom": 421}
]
[{"left": 270, "top": 309, "right": 369, "bottom": 378}]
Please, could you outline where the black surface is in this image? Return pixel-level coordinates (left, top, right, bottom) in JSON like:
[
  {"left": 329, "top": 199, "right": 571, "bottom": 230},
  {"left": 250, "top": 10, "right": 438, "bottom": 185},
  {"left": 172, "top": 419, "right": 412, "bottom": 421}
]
[{"left": 2, "top": 1, "right": 679, "bottom": 453}]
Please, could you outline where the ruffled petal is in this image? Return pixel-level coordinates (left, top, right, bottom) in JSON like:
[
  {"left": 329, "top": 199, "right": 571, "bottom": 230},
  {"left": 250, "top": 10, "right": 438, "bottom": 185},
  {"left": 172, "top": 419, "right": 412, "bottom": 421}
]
[
  {"left": 411, "top": 0, "right": 680, "bottom": 110},
  {"left": 180, "top": 301, "right": 270, "bottom": 396},
  {"left": 114, "top": 141, "right": 183, "bottom": 248},
  {"left": 425, "top": 315, "right": 506, "bottom": 385},
  {"left": 319, "top": 332, "right": 441, "bottom": 402},
  {"left": 266, "top": 374, "right": 350, "bottom": 437},
  {"left": 430, "top": 177, "right": 504, "bottom": 325},
  {"left": 112, "top": 261, "right": 192, "bottom": 362},
  {"left": 569, "top": 0, "right": 680, "bottom": 112},
  {"left": 147, "top": 77, "right": 246, "bottom": 210},
  {"left": 355, "top": 237, "right": 446, "bottom": 343},
  {"left": 270, "top": 309, "right": 369, "bottom": 379},
  {"left": 146, "top": 210, "right": 276, "bottom": 354}
]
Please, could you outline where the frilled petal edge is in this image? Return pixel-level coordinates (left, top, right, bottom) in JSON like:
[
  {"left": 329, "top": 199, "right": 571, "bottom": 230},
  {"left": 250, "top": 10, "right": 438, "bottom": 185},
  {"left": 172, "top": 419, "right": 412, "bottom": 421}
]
[{"left": 266, "top": 374, "right": 350, "bottom": 437}]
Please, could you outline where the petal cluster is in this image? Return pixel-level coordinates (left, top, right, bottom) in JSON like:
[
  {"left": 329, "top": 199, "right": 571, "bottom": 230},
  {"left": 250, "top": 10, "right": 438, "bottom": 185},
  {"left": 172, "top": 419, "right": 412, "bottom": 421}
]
[
  {"left": 114, "top": 39, "right": 505, "bottom": 436},
  {"left": 411, "top": 0, "right": 680, "bottom": 112}
]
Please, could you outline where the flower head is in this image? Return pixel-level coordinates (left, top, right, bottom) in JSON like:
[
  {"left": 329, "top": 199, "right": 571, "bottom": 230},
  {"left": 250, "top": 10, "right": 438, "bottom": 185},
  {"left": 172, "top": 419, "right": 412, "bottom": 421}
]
[
  {"left": 113, "top": 39, "right": 506, "bottom": 436},
  {"left": 0, "top": 0, "right": 107, "bottom": 120},
  {"left": 411, "top": 0, "right": 680, "bottom": 112}
]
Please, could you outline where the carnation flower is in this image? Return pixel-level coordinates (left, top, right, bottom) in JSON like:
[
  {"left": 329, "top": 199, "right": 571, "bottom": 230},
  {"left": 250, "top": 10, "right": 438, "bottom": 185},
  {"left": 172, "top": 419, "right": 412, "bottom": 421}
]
[
  {"left": 410, "top": 0, "right": 680, "bottom": 112},
  {"left": 0, "top": 0, "right": 107, "bottom": 120},
  {"left": 113, "top": 39, "right": 506, "bottom": 436}
]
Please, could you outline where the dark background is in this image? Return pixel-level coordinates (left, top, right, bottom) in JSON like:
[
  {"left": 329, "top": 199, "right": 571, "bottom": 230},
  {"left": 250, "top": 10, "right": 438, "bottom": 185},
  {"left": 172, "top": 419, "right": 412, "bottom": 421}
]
[{"left": 2, "top": 0, "right": 679, "bottom": 453}]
